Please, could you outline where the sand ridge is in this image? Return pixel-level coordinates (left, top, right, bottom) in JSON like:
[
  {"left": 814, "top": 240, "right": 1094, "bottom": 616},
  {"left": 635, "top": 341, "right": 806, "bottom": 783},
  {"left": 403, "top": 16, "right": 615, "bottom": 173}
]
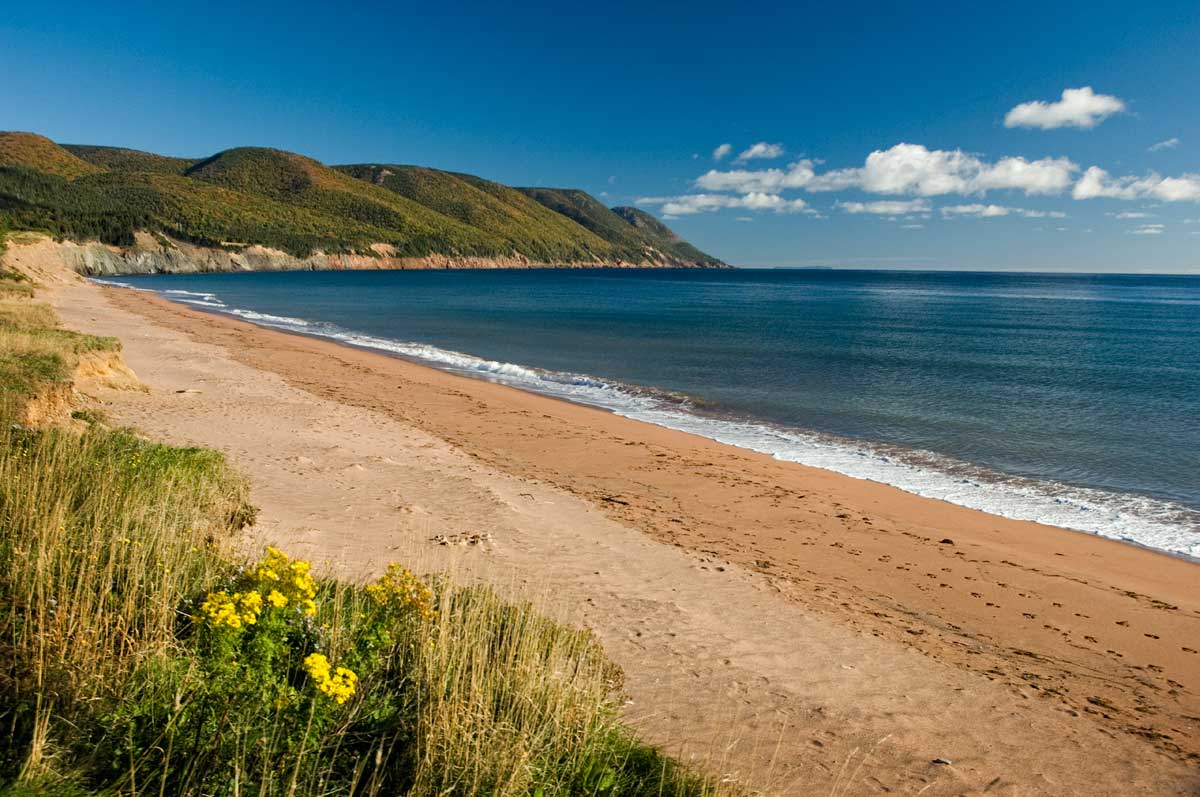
[{"left": 54, "top": 281, "right": 1200, "bottom": 795}]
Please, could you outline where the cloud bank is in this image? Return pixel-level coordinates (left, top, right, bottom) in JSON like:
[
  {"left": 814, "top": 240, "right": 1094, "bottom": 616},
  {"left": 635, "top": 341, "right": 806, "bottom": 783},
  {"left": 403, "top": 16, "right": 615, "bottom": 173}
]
[
  {"left": 637, "top": 192, "right": 811, "bottom": 218},
  {"left": 698, "top": 144, "right": 1078, "bottom": 197}
]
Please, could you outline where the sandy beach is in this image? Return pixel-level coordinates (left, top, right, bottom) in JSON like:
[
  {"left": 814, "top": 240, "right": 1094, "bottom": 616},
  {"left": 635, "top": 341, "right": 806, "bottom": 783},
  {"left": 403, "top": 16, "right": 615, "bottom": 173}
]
[{"left": 50, "top": 276, "right": 1199, "bottom": 795}]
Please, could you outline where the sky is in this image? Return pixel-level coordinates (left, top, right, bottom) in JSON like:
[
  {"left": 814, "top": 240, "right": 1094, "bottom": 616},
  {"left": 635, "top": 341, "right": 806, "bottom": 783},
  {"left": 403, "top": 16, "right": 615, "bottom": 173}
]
[{"left": 2, "top": 0, "right": 1199, "bottom": 271}]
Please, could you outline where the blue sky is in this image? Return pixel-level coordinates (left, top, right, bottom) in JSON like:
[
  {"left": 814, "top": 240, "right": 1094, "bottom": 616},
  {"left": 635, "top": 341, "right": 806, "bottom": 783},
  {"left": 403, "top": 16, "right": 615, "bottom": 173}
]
[{"left": 2, "top": 0, "right": 1198, "bottom": 271}]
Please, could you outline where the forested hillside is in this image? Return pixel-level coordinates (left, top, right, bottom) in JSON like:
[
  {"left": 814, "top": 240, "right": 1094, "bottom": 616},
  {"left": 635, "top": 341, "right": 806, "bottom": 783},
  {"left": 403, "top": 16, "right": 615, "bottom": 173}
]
[{"left": 0, "top": 132, "right": 723, "bottom": 267}]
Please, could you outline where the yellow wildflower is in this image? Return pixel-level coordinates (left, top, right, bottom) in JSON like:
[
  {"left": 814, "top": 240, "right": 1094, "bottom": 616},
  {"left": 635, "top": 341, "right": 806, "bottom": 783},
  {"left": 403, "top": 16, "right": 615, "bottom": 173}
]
[
  {"left": 239, "top": 591, "right": 263, "bottom": 624},
  {"left": 365, "top": 563, "right": 435, "bottom": 620},
  {"left": 304, "top": 652, "right": 357, "bottom": 704},
  {"left": 267, "top": 589, "right": 288, "bottom": 608}
]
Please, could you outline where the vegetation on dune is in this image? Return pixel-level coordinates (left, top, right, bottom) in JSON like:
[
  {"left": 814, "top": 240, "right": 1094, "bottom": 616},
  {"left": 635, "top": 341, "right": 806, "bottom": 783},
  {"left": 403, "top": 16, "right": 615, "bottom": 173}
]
[
  {"left": 0, "top": 272, "right": 732, "bottom": 796},
  {"left": 0, "top": 132, "right": 724, "bottom": 266}
]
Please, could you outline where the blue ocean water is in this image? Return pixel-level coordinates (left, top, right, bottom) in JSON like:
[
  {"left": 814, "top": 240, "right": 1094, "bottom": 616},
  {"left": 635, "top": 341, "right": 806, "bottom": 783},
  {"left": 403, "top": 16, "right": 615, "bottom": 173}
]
[{"left": 101, "top": 269, "right": 1200, "bottom": 558}]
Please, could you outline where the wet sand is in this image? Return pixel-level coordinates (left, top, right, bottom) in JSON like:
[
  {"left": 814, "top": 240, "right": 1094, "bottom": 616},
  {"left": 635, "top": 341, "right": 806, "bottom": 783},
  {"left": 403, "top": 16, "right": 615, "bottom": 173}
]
[{"left": 54, "top": 278, "right": 1200, "bottom": 795}]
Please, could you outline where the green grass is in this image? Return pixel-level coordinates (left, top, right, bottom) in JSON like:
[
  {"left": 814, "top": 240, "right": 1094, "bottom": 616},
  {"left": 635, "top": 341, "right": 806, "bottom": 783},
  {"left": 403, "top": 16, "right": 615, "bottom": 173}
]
[
  {"left": 0, "top": 132, "right": 723, "bottom": 265},
  {"left": 0, "top": 274, "right": 733, "bottom": 796},
  {"left": 0, "top": 290, "right": 120, "bottom": 410}
]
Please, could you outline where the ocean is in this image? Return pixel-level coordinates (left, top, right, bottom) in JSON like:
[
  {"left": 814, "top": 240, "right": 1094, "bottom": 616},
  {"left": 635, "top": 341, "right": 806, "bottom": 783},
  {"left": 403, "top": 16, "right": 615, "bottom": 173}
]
[{"left": 99, "top": 268, "right": 1200, "bottom": 559}]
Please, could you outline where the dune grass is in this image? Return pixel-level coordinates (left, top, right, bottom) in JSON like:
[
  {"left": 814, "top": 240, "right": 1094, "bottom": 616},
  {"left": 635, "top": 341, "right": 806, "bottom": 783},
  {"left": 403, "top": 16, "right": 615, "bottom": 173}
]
[{"left": 0, "top": 273, "right": 732, "bottom": 796}]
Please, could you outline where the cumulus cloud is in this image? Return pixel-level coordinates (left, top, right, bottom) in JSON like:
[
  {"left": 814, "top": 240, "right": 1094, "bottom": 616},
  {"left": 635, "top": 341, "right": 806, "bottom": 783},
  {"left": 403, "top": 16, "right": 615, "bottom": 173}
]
[
  {"left": 1073, "top": 167, "right": 1200, "bottom": 201},
  {"left": 637, "top": 193, "right": 811, "bottom": 217},
  {"left": 695, "top": 160, "right": 816, "bottom": 193},
  {"left": 1130, "top": 224, "right": 1165, "bottom": 235},
  {"left": 837, "top": 199, "right": 930, "bottom": 215},
  {"left": 801, "top": 144, "right": 1075, "bottom": 198},
  {"left": 973, "top": 156, "right": 1079, "bottom": 194},
  {"left": 1004, "top": 87, "right": 1125, "bottom": 130},
  {"left": 1148, "top": 138, "right": 1180, "bottom": 152},
  {"left": 735, "top": 142, "right": 785, "bottom": 162},
  {"left": 1109, "top": 211, "right": 1153, "bottom": 219},
  {"left": 712, "top": 143, "right": 732, "bottom": 161}
]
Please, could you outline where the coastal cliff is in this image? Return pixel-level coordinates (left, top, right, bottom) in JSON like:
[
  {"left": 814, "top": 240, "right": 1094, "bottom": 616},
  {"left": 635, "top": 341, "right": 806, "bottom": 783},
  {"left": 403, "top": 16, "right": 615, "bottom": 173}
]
[
  {"left": 0, "top": 132, "right": 726, "bottom": 272},
  {"left": 3, "top": 232, "right": 713, "bottom": 279}
]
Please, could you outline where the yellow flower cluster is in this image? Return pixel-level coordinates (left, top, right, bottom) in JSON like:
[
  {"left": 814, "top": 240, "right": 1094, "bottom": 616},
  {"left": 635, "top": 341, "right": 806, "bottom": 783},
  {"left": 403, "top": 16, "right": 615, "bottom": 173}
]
[
  {"left": 198, "top": 548, "right": 321, "bottom": 629},
  {"left": 364, "top": 563, "right": 436, "bottom": 620},
  {"left": 199, "top": 590, "right": 264, "bottom": 629},
  {"left": 303, "top": 652, "right": 357, "bottom": 704},
  {"left": 254, "top": 546, "right": 318, "bottom": 616}
]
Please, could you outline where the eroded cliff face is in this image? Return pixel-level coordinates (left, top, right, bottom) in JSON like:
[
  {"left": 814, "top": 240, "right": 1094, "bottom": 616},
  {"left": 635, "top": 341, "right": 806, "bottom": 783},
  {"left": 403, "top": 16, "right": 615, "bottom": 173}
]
[{"left": 2, "top": 233, "right": 715, "bottom": 279}]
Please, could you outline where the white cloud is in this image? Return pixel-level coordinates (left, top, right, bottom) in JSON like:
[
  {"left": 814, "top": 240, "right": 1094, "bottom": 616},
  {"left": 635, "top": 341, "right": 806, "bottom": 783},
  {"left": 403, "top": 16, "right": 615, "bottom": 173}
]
[
  {"left": 695, "top": 160, "right": 816, "bottom": 193},
  {"left": 1154, "top": 176, "right": 1200, "bottom": 201},
  {"left": 1108, "top": 211, "right": 1153, "bottom": 219},
  {"left": 838, "top": 199, "right": 931, "bottom": 215},
  {"left": 942, "top": 204, "right": 1011, "bottom": 218},
  {"left": 900, "top": 224, "right": 924, "bottom": 229},
  {"left": 735, "top": 216, "right": 754, "bottom": 222},
  {"left": 637, "top": 193, "right": 811, "bottom": 217},
  {"left": 805, "top": 167, "right": 863, "bottom": 192},
  {"left": 804, "top": 144, "right": 1077, "bottom": 196},
  {"left": 1148, "top": 137, "right": 1180, "bottom": 152},
  {"left": 941, "top": 204, "right": 1067, "bottom": 219},
  {"left": 1073, "top": 167, "right": 1200, "bottom": 201},
  {"left": 1004, "top": 87, "right": 1125, "bottom": 130},
  {"left": 974, "top": 156, "right": 1078, "bottom": 194},
  {"left": 712, "top": 143, "right": 732, "bottom": 161},
  {"left": 1130, "top": 224, "right": 1165, "bottom": 235},
  {"left": 735, "top": 142, "right": 785, "bottom": 162}
]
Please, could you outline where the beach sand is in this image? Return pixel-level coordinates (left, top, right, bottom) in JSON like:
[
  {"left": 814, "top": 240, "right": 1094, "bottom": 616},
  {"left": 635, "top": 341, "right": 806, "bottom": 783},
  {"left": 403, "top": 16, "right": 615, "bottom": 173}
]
[{"left": 52, "top": 278, "right": 1199, "bottom": 795}]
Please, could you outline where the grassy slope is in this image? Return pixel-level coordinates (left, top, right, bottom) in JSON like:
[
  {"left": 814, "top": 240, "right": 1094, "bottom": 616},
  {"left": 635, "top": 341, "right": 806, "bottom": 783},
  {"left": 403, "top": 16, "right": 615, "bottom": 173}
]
[{"left": 0, "top": 271, "right": 729, "bottom": 796}]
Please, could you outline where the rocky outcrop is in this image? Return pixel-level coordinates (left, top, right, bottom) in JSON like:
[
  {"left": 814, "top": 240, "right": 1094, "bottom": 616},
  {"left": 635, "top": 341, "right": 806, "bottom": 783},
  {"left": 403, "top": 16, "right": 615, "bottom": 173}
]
[{"left": 3, "top": 233, "right": 717, "bottom": 278}]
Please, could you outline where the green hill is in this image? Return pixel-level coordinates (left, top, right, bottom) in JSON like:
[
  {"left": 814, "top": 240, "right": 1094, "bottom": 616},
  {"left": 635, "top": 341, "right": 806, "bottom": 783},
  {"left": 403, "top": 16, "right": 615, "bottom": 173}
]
[
  {"left": 517, "top": 188, "right": 724, "bottom": 267},
  {"left": 336, "top": 164, "right": 617, "bottom": 262},
  {"left": 611, "top": 205, "right": 718, "bottom": 265},
  {"left": 63, "top": 144, "right": 197, "bottom": 175},
  {"left": 0, "top": 132, "right": 104, "bottom": 180},
  {"left": 0, "top": 132, "right": 724, "bottom": 267}
]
